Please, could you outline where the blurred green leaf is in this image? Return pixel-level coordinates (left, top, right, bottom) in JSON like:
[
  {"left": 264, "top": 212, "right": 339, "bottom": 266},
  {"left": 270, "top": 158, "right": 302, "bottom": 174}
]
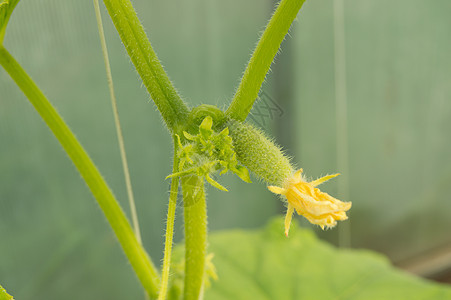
[
  {"left": 0, "top": 0, "right": 20, "bottom": 43},
  {"left": 0, "top": 284, "right": 13, "bottom": 300},
  {"left": 205, "top": 218, "right": 451, "bottom": 299}
]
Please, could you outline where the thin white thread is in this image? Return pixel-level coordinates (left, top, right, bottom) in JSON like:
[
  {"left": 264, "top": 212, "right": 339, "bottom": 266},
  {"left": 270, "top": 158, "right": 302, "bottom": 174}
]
[
  {"left": 93, "top": 0, "right": 142, "bottom": 244},
  {"left": 333, "top": 0, "right": 351, "bottom": 247}
]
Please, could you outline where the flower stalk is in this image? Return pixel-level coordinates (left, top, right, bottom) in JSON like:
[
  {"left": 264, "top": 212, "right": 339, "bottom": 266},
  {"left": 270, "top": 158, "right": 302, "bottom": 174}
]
[
  {"left": 158, "top": 135, "right": 181, "bottom": 300},
  {"left": 182, "top": 175, "right": 207, "bottom": 300}
]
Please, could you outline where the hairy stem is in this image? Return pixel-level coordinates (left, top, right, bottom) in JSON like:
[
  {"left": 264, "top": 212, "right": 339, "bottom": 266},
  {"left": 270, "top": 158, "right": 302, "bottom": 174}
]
[
  {"left": 158, "top": 135, "right": 180, "bottom": 300},
  {"left": 182, "top": 175, "right": 207, "bottom": 300},
  {"left": 0, "top": 46, "right": 160, "bottom": 299},
  {"left": 226, "top": 0, "right": 306, "bottom": 121},
  {"left": 102, "top": 0, "right": 189, "bottom": 131},
  {"left": 94, "top": 0, "right": 142, "bottom": 244}
]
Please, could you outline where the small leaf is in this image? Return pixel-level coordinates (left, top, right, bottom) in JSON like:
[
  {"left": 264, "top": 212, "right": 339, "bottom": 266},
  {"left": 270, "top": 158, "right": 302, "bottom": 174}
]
[
  {"left": 205, "top": 253, "right": 219, "bottom": 286},
  {"left": 183, "top": 131, "right": 197, "bottom": 141},
  {"left": 175, "top": 134, "right": 184, "bottom": 148},
  {"left": 233, "top": 165, "right": 252, "bottom": 183},
  {"left": 206, "top": 174, "right": 228, "bottom": 192},
  {"left": 166, "top": 168, "right": 196, "bottom": 180},
  {"left": 200, "top": 115, "right": 213, "bottom": 130},
  {"left": 217, "top": 127, "right": 229, "bottom": 137},
  {"left": 199, "top": 116, "right": 213, "bottom": 139}
]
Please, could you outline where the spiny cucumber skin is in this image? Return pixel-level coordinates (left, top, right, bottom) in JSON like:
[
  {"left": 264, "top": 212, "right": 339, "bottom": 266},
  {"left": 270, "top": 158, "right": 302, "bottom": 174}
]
[{"left": 227, "top": 120, "right": 293, "bottom": 186}]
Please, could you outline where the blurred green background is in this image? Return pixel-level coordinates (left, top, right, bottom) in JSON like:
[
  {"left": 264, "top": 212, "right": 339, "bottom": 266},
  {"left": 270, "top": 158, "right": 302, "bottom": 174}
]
[{"left": 1, "top": 0, "right": 450, "bottom": 299}]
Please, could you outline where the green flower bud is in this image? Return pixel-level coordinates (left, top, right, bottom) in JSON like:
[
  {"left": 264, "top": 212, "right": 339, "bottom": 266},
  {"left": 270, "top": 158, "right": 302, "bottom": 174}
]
[{"left": 168, "top": 115, "right": 251, "bottom": 192}]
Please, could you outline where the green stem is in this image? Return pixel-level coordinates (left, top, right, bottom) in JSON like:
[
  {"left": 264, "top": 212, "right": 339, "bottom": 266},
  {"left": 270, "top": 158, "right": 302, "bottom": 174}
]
[
  {"left": 225, "top": 0, "right": 306, "bottom": 121},
  {"left": 101, "top": 0, "right": 189, "bottom": 131},
  {"left": 93, "top": 0, "right": 142, "bottom": 244},
  {"left": 0, "top": 46, "right": 160, "bottom": 299},
  {"left": 158, "top": 135, "right": 180, "bottom": 300},
  {"left": 182, "top": 175, "right": 207, "bottom": 300}
]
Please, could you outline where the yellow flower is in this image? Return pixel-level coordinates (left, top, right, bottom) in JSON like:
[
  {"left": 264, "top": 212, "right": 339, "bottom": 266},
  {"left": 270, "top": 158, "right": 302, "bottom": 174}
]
[{"left": 268, "top": 169, "right": 351, "bottom": 236}]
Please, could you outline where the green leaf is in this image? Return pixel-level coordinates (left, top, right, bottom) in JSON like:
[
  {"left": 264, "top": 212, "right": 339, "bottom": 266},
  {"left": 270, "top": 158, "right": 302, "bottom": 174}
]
[
  {"left": 205, "top": 218, "right": 451, "bottom": 300},
  {"left": 0, "top": 284, "right": 13, "bottom": 300},
  {"left": 199, "top": 116, "right": 214, "bottom": 139},
  {"left": 0, "top": 0, "right": 20, "bottom": 44},
  {"left": 206, "top": 174, "right": 229, "bottom": 192},
  {"left": 232, "top": 165, "right": 252, "bottom": 183}
]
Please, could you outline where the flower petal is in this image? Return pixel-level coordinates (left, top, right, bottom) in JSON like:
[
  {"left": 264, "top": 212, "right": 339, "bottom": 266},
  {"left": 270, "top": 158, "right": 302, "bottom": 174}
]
[{"left": 310, "top": 173, "right": 340, "bottom": 187}]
